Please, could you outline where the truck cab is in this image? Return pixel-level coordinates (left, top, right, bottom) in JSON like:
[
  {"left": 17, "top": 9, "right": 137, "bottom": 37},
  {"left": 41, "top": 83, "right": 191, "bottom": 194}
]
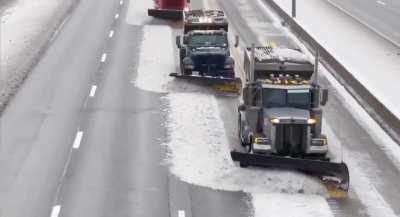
[
  {"left": 177, "top": 30, "right": 234, "bottom": 78},
  {"left": 239, "top": 47, "right": 329, "bottom": 158},
  {"left": 175, "top": 10, "right": 237, "bottom": 78}
]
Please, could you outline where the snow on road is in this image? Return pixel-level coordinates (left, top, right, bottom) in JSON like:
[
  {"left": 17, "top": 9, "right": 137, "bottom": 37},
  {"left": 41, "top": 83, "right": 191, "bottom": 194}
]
[
  {"left": 133, "top": 9, "right": 326, "bottom": 196},
  {"left": 325, "top": 122, "right": 398, "bottom": 217},
  {"left": 1, "top": 0, "right": 76, "bottom": 110},
  {"left": 133, "top": 25, "right": 174, "bottom": 93},
  {"left": 130, "top": 1, "right": 335, "bottom": 216},
  {"left": 253, "top": 193, "right": 333, "bottom": 217},
  {"left": 164, "top": 92, "right": 326, "bottom": 195},
  {"left": 125, "top": 0, "right": 153, "bottom": 25}
]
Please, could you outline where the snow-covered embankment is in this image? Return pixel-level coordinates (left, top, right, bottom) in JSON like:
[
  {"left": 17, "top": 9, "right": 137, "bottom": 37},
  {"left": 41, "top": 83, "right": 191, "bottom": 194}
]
[{"left": 0, "top": 0, "right": 78, "bottom": 111}]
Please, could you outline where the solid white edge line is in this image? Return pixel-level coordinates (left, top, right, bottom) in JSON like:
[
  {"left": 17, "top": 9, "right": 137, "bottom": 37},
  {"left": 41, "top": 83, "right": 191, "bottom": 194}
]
[
  {"left": 178, "top": 210, "right": 185, "bottom": 217},
  {"left": 109, "top": 30, "right": 114, "bottom": 38},
  {"left": 120, "top": 0, "right": 123, "bottom": 5},
  {"left": 50, "top": 205, "right": 61, "bottom": 217},
  {"left": 101, "top": 53, "right": 107, "bottom": 63},
  {"left": 115, "top": 13, "right": 120, "bottom": 19},
  {"left": 89, "top": 85, "right": 97, "bottom": 97},
  {"left": 73, "top": 131, "right": 84, "bottom": 149}
]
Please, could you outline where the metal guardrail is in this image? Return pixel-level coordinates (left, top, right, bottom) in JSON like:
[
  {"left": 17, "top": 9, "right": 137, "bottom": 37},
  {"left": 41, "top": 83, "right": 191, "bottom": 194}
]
[{"left": 264, "top": 0, "right": 400, "bottom": 145}]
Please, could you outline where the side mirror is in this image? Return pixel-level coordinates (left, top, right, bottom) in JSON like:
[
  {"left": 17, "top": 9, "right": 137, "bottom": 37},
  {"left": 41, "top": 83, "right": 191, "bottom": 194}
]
[
  {"left": 176, "top": 36, "right": 181, "bottom": 49},
  {"left": 238, "top": 104, "right": 246, "bottom": 111},
  {"left": 321, "top": 89, "right": 328, "bottom": 106},
  {"left": 234, "top": 35, "right": 240, "bottom": 48}
]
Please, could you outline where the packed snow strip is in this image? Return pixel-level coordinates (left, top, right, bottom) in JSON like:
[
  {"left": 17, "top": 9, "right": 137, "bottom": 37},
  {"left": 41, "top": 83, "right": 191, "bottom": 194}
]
[
  {"left": 325, "top": 124, "right": 398, "bottom": 217},
  {"left": 163, "top": 92, "right": 327, "bottom": 195},
  {"left": 252, "top": 193, "right": 333, "bottom": 217},
  {"left": 134, "top": 25, "right": 174, "bottom": 93},
  {"left": 125, "top": 0, "right": 153, "bottom": 25}
]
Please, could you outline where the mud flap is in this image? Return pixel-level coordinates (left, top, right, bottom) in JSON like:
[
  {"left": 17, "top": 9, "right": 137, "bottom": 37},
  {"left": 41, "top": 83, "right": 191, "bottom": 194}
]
[
  {"left": 231, "top": 150, "right": 350, "bottom": 198},
  {"left": 170, "top": 73, "right": 242, "bottom": 94},
  {"left": 148, "top": 9, "right": 184, "bottom": 20}
]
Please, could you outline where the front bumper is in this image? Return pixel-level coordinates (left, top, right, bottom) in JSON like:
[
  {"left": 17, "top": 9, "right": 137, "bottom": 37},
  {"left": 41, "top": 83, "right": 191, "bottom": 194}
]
[
  {"left": 306, "top": 138, "right": 329, "bottom": 154},
  {"left": 252, "top": 143, "right": 272, "bottom": 153}
]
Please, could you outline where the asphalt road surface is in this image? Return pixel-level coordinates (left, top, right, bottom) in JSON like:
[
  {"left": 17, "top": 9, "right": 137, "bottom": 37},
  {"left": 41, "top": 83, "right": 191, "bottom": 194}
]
[
  {"left": 0, "top": 0, "right": 400, "bottom": 217},
  {"left": 327, "top": 0, "right": 400, "bottom": 46}
]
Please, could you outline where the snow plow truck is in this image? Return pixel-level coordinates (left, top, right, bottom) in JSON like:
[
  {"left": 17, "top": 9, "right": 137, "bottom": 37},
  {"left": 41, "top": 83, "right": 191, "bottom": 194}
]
[
  {"left": 170, "top": 9, "right": 242, "bottom": 93},
  {"left": 148, "top": 0, "right": 190, "bottom": 20},
  {"left": 232, "top": 45, "right": 350, "bottom": 198}
]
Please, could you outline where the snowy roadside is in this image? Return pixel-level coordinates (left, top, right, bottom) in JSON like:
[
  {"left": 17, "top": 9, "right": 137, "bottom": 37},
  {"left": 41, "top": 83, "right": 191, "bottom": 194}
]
[
  {"left": 272, "top": 0, "right": 400, "bottom": 123},
  {"left": 254, "top": 0, "right": 400, "bottom": 216},
  {"left": 0, "top": 0, "right": 79, "bottom": 112}
]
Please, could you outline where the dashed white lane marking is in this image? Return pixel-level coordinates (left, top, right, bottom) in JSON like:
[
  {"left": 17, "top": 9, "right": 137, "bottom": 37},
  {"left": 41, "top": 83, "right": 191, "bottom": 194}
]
[
  {"left": 109, "top": 30, "right": 114, "bottom": 38},
  {"left": 120, "top": 0, "right": 123, "bottom": 5},
  {"left": 89, "top": 85, "right": 97, "bottom": 97},
  {"left": 73, "top": 131, "right": 84, "bottom": 149},
  {"left": 178, "top": 210, "right": 185, "bottom": 217},
  {"left": 50, "top": 205, "right": 61, "bottom": 217},
  {"left": 377, "top": 0, "right": 387, "bottom": 5},
  {"left": 115, "top": 13, "right": 120, "bottom": 19},
  {"left": 101, "top": 53, "right": 107, "bottom": 63}
]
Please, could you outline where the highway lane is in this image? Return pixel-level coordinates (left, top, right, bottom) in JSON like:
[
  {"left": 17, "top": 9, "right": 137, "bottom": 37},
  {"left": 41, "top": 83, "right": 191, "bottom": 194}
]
[
  {"left": 0, "top": 0, "right": 121, "bottom": 216},
  {"left": 327, "top": 0, "right": 400, "bottom": 46},
  {"left": 0, "top": 0, "right": 251, "bottom": 216},
  {"left": 217, "top": 0, "right": 400, "bottom": 216}
]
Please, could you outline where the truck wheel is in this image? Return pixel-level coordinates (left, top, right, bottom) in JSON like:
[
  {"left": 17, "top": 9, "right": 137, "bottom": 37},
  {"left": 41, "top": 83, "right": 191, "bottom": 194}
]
[
  {"left": 184, "top": 69, "right": 192, "bottom": 75},
  {"left": 239, "top": 162, "right": 248, "bottom": 168},
  {"left": 245, "top": 136, "right": 253, "bottom": 153},
  {"left": 238, "top": 113, "right": 243, "bottom": 142},
  {"left": 246, "top": 143, "right": 252, "bottom": 153}
]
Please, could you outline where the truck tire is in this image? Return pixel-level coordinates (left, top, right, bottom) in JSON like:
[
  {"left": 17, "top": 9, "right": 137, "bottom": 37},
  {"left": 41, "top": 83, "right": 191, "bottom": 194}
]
[
  {"left": 238, "top": 114, "right": 248, "bottom": 147},
  {"left": 184, "top": 69, "right": 192, "bottom": 75},
  {"left": 239, "top": 162, "right": 248, "bottom": 168},
  {"left": 246, "top": 142, "right": 252, "bottom": 153}
]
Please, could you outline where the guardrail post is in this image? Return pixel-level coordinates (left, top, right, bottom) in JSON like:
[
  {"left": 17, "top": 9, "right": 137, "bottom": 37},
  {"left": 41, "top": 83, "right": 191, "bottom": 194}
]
[{"left": 292, "top": 0, "right": 296, "bottom": 18}]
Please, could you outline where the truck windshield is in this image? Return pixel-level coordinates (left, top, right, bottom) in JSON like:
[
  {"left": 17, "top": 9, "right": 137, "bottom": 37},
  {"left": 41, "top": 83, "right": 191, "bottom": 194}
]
[
  {"left": 188, "top": 35, "right": 227, "bottom": 47},
  {"left": 262, "top": 88, "right": 310, "bottom": 109}
]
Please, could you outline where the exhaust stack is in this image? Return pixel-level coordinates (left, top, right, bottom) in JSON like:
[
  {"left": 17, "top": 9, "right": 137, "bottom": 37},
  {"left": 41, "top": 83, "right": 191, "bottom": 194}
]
[{"left": 249, "top": 44, "right": 256, "bottom": 83}]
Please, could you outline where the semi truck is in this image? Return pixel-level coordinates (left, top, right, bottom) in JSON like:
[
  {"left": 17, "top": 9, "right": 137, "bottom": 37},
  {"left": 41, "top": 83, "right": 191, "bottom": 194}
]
[
  {"left": 170, "top": 9, "right": 241, "bottom": 93},
  {"left": 232, "top": 45, "right": 350, "bottom": 198}
]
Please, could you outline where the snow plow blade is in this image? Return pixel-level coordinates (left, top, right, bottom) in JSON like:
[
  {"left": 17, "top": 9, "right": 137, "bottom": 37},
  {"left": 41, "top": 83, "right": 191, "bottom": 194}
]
[
  {"left": 170, "top": 73, "right": 242, "bottom": 94},
  {"left": 148, "top": 9, "right": 183, "bottom": 20},
  {"left": 231, "top": 151, "right": 349, "bottom": 198}
]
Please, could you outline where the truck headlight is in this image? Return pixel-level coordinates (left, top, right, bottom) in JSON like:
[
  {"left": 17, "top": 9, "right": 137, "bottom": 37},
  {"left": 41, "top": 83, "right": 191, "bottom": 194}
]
[
  {"left": 311, "top": 138, "right": 327, "bottom": 146},
  {"left": 224, "top": 64, "right": 234, "bottom": 69},
  {"left": 270, "top": 118, "right": 280, "bottom": 124},
  {"left": 307, "top": 118, "right": 317, "bottom": 124},
  {"left": 255, "top": 137, "right": 270, "bottom": 144}
]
